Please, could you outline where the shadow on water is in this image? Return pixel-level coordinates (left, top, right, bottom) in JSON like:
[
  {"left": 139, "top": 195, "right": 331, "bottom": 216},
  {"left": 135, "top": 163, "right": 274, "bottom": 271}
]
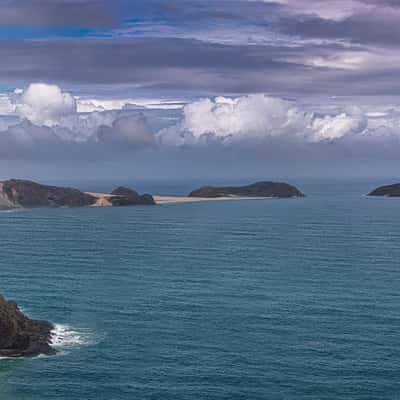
[{"left": 0, "top": 359, "right": 21, "bottom": 397}]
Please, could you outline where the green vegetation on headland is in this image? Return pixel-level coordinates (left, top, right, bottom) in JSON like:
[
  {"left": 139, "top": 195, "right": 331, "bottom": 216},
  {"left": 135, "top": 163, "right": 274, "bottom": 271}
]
[
  {"left": 0, "top": 179, "right": 155, "bottom": 209},
  {"left": 189, "top": 181, "right": 305, "bottom": 198},
  {"left": 368, "top": 184, "right": 400, "bottom": 197}
]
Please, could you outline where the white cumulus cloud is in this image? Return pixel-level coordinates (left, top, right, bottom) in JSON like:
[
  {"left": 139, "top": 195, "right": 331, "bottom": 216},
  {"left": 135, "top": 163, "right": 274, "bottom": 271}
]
[
  {"left": 310, "top": 107, "right": 367, "bottom": 141},
  {"left": 158, "top": 94, "right": 369, "bottom": 145},
  {"left": 0, "top": 83, "right": 399, "bottom": 156},
  {"left": 15, "top": 83, "right": 77, "bottom": 126}
]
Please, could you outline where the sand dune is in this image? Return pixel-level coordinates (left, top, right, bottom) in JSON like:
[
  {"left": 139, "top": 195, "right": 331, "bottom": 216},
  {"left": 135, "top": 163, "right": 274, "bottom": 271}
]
[{"left": 85, "top": 192, "right": 114, "bottom": 207}]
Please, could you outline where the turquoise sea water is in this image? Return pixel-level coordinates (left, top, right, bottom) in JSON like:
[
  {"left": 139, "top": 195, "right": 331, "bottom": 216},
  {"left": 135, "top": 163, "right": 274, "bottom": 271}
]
[{"left": 1, "top": 180, "right": 400, "bottom": 399}]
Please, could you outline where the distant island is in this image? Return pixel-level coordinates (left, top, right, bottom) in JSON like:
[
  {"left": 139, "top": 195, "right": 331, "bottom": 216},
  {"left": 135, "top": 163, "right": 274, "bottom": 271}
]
[
  {"left": 368, "top": 184, "right": 400, "bottom": 197},
  {"left": 0, "top": 179, "right": 305, "bottom": 209},
  {"left": 189, "top": 181, "right": 305, "bottom": 198},
  {"left": 0, "top": 294, "right": 55, "bottom": 358},
  {"left": 0, "top": 179, "right": 155, "bottom": 209}
]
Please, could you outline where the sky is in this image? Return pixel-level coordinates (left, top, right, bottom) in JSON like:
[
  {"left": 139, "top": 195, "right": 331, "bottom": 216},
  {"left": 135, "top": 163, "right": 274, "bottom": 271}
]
[{"left": 0, "top": 0, "right": 399, "bottom": 183}]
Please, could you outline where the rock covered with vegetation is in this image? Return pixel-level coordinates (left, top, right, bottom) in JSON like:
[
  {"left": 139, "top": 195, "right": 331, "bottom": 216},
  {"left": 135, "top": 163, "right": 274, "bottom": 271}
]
[
  {"left": 189, "top": 181, "right": 305, "bottom": 198},
  {"left": 109, "top": 186, "right": 155, "bottom": 206},
  {"left": 0, "top": 179, "right": 96, "bottom": 209},
  {"left": 368, "top": 184, "right": 400, "bottom": 197}
]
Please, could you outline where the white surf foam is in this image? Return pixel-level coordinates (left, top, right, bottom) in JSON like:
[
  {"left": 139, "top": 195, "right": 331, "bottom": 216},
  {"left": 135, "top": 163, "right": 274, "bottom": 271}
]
[
  {"left": 0, "top": 324, "right": 91, "bottom": 360},
  {"left": 0, "top": 208, "right": 24, "bottom": 214},
  {"left": 51, "top": 324, "right": 88, "bottom": 348}
]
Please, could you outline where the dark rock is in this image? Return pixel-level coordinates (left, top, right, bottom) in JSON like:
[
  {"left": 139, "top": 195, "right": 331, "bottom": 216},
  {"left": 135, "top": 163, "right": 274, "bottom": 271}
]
[
  {"left": 109, "top": 186, "right": 155, "bottom": 206},
  {"left": 368, "top": 184, "right": 400, "bottom": 197},
  {"left": 1, "top": 179, "right": 96, "bottom": 208},
  {"left": 189, "top": 181, "right": 305, "bottom": 198},
  {"left": 111, "top": 187, "right": 140, "bottom": 198},
  {"left": 0, "top": 294, "right": 55, "bottom": 358}
]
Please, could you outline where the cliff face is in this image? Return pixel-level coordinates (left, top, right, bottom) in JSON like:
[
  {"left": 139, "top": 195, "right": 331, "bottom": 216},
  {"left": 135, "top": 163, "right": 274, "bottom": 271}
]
[
  {"left": 109, "top": 186, "right": 155, "bottom": 206},
  {"left": 0, "top": 295, "right": 54, "bottom": 357},
  {"left": 0, "top": 179, "right": 96, "bottom": 209},
  {"left": 189, "top": 181, "right": 305, "bottom": 198},
  {"left": 368, "top": 184, "right": 400, "bottom": 197}
]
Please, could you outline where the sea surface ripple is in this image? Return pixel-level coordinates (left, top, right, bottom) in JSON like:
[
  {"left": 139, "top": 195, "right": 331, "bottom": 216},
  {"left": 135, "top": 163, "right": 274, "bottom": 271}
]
[{"left": 0, "top": 180, "right": 400, "bottom": 399}]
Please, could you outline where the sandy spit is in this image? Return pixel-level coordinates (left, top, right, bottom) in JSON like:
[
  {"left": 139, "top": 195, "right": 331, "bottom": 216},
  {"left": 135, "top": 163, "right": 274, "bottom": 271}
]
[
  {"left": 86, "top": 192, "right": 273, "bottom": 206},
  {"left": 153, "top": 195, "right": 272, "bottom": 204}
]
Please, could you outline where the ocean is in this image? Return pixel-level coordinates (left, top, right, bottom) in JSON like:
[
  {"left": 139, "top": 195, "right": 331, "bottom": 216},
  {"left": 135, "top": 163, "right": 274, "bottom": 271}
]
[{"left": 1, "top": 180, "right": 400, "bottom": 399}]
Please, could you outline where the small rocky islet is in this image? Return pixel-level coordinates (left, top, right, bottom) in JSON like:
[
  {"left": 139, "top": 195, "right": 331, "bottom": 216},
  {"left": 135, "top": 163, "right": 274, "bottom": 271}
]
[
  {"left": 189, "top": 181, "right": 305, "bottom": 198},
  {"left": 368, "top": 183, "right": 400, "bottom": 197},
  {"left": 108, "top": 186, "right": 155, "bottom": 206},
  {"left": 0, "top": 294, "right": 54, "bottom": 358}
]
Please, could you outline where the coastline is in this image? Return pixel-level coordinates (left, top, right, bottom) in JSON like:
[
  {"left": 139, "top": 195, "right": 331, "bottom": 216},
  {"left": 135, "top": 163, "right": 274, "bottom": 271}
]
[
  {"left": 86, "top": 192, "right": 274, "bottom": 206},
  {"left": 0, "top": 180, "right": 303, "bottom": 210},
  {"left": 154, "top": 195, "right": 274, "bottom": 204}
]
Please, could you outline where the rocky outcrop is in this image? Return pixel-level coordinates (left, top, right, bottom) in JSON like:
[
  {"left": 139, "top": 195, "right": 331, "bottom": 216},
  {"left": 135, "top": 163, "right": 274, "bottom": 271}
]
[
  {"left": 0, "top": 295, "right": 55, "bottom": 358},
  {"left": 0, "top": 180, "right": 156, "bottom": 209},
  {"left": 189, "top": 181, "right": 305, "bottom": 198},
  {"left": 0, "top": 179, "right": 96, "bottom": 209},
  {"left": 109, "top": 186, "right": 155, "bottom": 206},
  {"left": 368, "top": 184, "right": 400, "bottom": 197}
]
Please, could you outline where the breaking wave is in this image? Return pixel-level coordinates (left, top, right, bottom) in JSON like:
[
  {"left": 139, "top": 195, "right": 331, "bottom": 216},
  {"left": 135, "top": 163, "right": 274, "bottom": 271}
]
[{"left": 51, "top": 324, "right": 92, "bottom": 349}]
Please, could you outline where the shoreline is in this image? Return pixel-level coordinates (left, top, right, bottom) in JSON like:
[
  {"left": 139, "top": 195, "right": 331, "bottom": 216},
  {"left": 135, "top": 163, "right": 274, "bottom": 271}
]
[
  {"left": 153, "top": 195, "right": 273, "bottom": 204},
  {"left": 86, "top": 192, "right": 274, "bottom": 206}
]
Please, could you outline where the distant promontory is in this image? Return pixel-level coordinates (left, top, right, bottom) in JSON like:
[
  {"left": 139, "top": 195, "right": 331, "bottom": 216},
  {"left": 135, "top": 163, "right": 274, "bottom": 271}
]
[
  {"left": 368, "top": 184, "right": 400, "bottom": 197},
  {"left": 0, "top": 294, "right": 55, "bottom": 358},
  {"left": 0, "top": 179, "right": 155, "bottom": 209},
  {"left": 189, "top": 181, "right": 305, "bottom": 198}
]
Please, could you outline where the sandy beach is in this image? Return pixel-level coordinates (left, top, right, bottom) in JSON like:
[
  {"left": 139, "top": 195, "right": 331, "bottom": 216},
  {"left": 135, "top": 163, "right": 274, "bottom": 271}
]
[
  {"left": 85, "top": 192, "right": 114, "bottom": 206},
  {"left": 154, "top": 195, "right": 272, "bottom": 204},
  {"left": 86, "top": 192, "right": 273, "bottom": 206}
]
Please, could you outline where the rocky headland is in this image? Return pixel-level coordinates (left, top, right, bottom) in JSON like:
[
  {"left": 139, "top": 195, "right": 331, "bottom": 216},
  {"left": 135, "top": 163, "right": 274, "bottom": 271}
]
[
  {"left": 0, "top": 179, "right": 155, "bottom": 209},
  {"left": 108, "top": 186, "right": 155, "bottom": 206},
  {"left": 0, "top": 294, "right": 55, "bottom": 358},
  {"left": 189, "top": 181, "right": 305, "bottom": 198},
  {"left": 368, "top": 184, "right": 400, "bottom": 197},
  {"left": 0, "top": 179, "right": 95, "bottom": 209}
]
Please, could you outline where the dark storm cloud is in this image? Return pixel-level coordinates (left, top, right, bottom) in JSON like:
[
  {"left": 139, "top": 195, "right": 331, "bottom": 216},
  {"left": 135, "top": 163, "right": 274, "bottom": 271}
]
[
  {"left": 0, "top": 0, "right": 398, "bottom": 96},
  {"left": 140, "top": 0, "right": 279, "bottom": 25},
  {"left": 0, "top": 0, "right": 120, "bottom": 28},
  {"left": 281, "top": 9, "right": 400, "bottom": 46},
  {"left": 360, "top": 0, "right": 400, "bottom": 7},
  {"left": 0, "top": 0, "right": 278, "bottom": 31},
  {"left": 0, "top": 37, "right": 392, "bottom": 96},
  {"left": 0, "top": 37, "right": 303, "bottom": 88},
  {"left": 137, "top": 0, "right": 400, "bottom": 48}
]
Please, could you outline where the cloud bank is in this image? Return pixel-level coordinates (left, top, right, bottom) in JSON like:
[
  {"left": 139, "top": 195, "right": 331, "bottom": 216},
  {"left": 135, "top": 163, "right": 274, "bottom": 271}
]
[
  {"left": 0, "top": 83, "right": 157, "bottom": 155},
  {"left": 158, "top": 94, "right": 371, "bottom": 145},
  {"left": 97, "top": 114, "right": 155, "bottom": 148},
  {"left": 0, "top": 83, "right": 399, "bottom": 183}
]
